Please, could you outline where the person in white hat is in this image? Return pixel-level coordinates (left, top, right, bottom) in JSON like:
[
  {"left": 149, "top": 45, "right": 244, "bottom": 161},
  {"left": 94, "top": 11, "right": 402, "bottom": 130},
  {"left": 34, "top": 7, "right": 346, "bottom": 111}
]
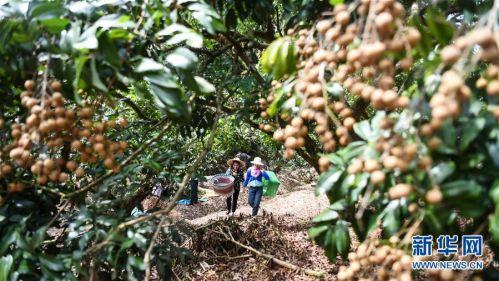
[
  {"left": 225, "top": 157, "right": 246, "bottom": 215},
  {"left": 243, "top": 157, "right": 270, "bottom": 216}
]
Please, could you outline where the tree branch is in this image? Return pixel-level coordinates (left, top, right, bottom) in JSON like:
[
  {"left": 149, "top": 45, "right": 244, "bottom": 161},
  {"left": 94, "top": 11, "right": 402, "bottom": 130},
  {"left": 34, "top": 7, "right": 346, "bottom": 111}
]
[
  {"left": 111, "top": 91, "right": 155, "bottom": 122},
  {"left": 223, "top": 34, "right": 266, "bottom": 84},
  {"left": 144, "top": 216, "right": 167, "bottom": 281}
]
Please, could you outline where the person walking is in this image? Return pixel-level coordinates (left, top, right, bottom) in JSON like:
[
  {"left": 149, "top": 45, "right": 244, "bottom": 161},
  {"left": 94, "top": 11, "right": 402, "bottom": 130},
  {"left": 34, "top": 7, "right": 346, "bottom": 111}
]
[
  {"left": 243, "top": 157, "right": 270, "bottom": 216},
  {"left": 225, "top": 157, "right": 245, "bottom": 215}
]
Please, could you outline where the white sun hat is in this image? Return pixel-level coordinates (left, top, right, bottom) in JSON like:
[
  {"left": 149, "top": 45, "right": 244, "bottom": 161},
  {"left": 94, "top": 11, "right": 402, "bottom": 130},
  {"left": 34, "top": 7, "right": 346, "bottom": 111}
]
[{"left": 250, "top": 157, "right": 265, "bottom": 166}]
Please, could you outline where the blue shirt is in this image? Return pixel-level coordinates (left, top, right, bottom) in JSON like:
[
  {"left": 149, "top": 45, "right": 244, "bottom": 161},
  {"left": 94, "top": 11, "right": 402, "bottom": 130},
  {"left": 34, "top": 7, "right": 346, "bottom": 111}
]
[{"left": 243, "top": 168, "right": 270, "bottom": 188}]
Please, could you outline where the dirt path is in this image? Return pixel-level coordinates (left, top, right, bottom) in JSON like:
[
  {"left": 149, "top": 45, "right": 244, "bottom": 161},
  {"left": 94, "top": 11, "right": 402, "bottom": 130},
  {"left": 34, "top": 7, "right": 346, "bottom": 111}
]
[{"left": 186, "top": 186, "right": 329, "bottom": 225}]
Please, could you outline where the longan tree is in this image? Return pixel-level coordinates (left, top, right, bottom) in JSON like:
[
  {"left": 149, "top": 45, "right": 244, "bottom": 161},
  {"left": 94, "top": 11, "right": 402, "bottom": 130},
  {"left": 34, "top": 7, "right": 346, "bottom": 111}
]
[
  {"left": 0, "top": 0, "right": 225, "bottom": 279},
  {"left": 260, "top": 0, "right": 499, "bottom": 280}
]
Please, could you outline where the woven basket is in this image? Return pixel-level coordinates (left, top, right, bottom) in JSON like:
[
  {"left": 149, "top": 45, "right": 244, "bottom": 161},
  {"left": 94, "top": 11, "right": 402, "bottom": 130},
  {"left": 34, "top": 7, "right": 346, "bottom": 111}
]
[{"left": 210, "top": 174, "right": 234, "bottom": 195}]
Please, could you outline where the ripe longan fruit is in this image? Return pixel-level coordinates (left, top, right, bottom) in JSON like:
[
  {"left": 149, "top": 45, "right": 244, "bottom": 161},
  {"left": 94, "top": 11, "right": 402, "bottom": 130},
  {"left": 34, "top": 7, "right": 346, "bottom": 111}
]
[
  {"left": 78, "top": 107, "right": 93, "bottom": 118},
  {"left": 75, "top": 168, "right": 85, "bottom": 178},
  {"left": 383, "top": 156, "right": 399, "bottom": 170},
  {"left": 51, "top": 80, "right": 62, "bottom": 91},
  {"left": 316, "top": 19, "right": 332, "bottom": 34},
  {"left": 79, "top": 129, "right": 91, "bottom": 138},
  {"left": 343, "top": 117, "right": 355, "bottom": 130},
  {"left": 104, "top": 158, "right": 114, "bottom": 169},
  {"left": 370, "top": 170, "right": 385, "bottom": 185},
  {"left": 284, "top": 137, "right": 298, "bottom": 149},
  {"left": 388, "top": 183, "right": 412, "bottom": 199},
  {"left": 440, "top": 45, "right": 460, "bottom": 65},
  {"left": 318, "top": 157, "right": 330, "bottom": 172},
  {"left": 426, "top": 187, "right": 443, "bottom": 204},
  {"left": 291, "top": 117, "right": 304, "bottom": 128},
  {"left": 24, "top": 80, "right": 36, "bottom": 91},
  {"left": 59, "top": 172, "right": 69, "bottom": 182},
  {"left": 347, "top": 158, "right": 363, "bottom": 174},
  {"left": 66, "top": 161, "right": 77, "bottom": 172},
  {"left": 427, "top": 137, "right": 441, "bottom": 150},
  {"left": 273, "top": 129, "right": 285, "bottom": 142},
  {"left": 1, "top": 164, "right": 12, "bottom": 175},
  {"left": 48, "top": 170, "right": 60, "bottom": 182},
  {"left": 408, "top": 203, "right": 419, "bottom": 213},
  {"left": 120, "top": 118, "right": 128, "bottom": 128},
  {"left": 363, "top": 159, "right": 380, "bottom": 173},
  {"left": 71, "top": 140, "right": 83, "bottom": 151},
  {"left": 43, "top": 158, "right": 55, "bottom": 169},
  {"left": 323, "top": 140, "right": 336, "bottom": 152},
  {"left": 487, "top": 80, "right": 499, "bottom": 96}
]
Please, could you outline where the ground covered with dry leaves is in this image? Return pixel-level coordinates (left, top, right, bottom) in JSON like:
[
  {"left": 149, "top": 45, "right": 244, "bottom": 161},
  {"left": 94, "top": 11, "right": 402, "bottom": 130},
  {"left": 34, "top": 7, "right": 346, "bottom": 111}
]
[{"left": 173, "top": 213, "right": 339, "bottom": 280}]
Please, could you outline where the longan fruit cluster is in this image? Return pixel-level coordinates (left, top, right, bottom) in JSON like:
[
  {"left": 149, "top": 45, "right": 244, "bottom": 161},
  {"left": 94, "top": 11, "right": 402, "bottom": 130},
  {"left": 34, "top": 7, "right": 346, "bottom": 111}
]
[
  {"left": 346, "top": 115, "right": 430, "bottom": 183},
  {"left": 264, "top": 0, "right": 421, "bottom": 166},
  {"left": 421, "top": 70, "right": 470, "bottom": 136},
  {"left": 423, "top": 28, "right": 498, "bottom": 135},
  {"left": 272, "top": 116, "right": 308, "bottom": 159},
  {"left": 0, "top": 80, "right": 128, "bottom": 189},
  {"left": 338, "top": 238, "right": 413, "bottom": 281}
]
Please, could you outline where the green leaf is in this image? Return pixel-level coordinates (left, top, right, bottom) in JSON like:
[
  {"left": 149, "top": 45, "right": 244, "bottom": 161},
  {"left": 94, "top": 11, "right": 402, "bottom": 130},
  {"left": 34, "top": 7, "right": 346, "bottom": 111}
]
[
  {"left": 335, "top": 221, "right": 350, "bottom": 258},
  {"left": 94, "top": 14, "right": 134, "bottom": 30},
  {"left": 39, "top": 18, "right": 70, "bottom": 33},
  {"left": 436, "top": 121, "right": 457, "bottom": 154},
  {"left": 90, "top": 58, "right": 107, "bottom": 92},
  {"left": 194, "top": 76, "right": 215, "bottom": 94},
  {"left": 166, "top": 47, "right": 198, "bottom": 70},
  {"left": 441, "top": 180, "right": 484, "bottom": 200},
  {"left": 73, "top": 55, "right": 89, "bottom": 103},
  {"left": 487, "top": 140, "right": 499, "bottom": 167},
  {"left": 29, "top": 2, "right": 63, "bottom": 20},
  {"left": 323, "top": 227, "right": 337, "bottom": 262},
  {"left": 308, "top": 223, "right": 329, "bottom": 239},
  {"left": 73, "top": 27, "right": 98, "bottom": 50},
  {"left": 316, "top": 168, "right": 343, "bottom": 195},
  {"left": 489, "top": 180, "right": 499, "bottom": 204},
  {"left": 136, "top": 58, "right": 165, "bottom": 73},
  {"left": 0, "top": 255, "right": 13, "bottom": 281},
  {"left": 424, "top": 8, "right": 454, "bottom": 45},
  {"left": 0, "top": 228, "right": 15, "bottom": 256},
  {"left": 261, "top": 37, "right": 297, "bottom": 79},
  {"left": 460, "top": 118, "right": 485, "bottom": 151},
  {"left": 429, "top": 162, "right": 455, "bottom": 184},
  {"left": 150, "top": 84, "right": 189, "bottom": 119},
  {"left": 40, "top": 255, "right": 64, "bottom": 271},
  {"left": 329, "top": 0, "right": 344, "bottom": 5},
  {"left": 353, "top": 120, "right": 377, "bottom": 141},
  {"left": 313, "top": 208, "right": 339, "bottom": 223}
]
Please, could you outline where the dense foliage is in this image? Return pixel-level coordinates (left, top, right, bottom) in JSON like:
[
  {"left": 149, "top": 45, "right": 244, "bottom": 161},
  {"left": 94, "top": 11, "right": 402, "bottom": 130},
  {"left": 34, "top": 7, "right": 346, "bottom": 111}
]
[{"left": 0, "top": 0, "right": 498, "bottom": 280}]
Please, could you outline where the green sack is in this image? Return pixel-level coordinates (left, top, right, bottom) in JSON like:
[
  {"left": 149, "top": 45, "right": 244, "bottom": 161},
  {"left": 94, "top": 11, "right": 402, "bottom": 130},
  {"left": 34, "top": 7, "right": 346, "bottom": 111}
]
[{"left": 262, "top": 171, "right": 280, "bottom": 197}]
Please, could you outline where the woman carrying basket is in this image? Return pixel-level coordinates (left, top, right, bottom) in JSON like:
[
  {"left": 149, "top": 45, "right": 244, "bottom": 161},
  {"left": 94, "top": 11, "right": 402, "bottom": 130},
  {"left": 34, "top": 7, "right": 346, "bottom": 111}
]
[
  {"left": 243, "top": 157, "right": 270, "bottom": 216},
  {"left": 225, "top": 157, "right": 245, "bottom": 215}
]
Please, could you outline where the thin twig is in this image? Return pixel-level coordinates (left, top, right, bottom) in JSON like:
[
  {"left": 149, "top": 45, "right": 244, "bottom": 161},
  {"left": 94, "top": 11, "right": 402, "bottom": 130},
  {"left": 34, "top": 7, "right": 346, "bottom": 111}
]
[
  {"left": 144, "top": 216, "right": 167, "bottom": 281},
  {"left": 46, "top": 200, "right": 70, "bottom": 229}
]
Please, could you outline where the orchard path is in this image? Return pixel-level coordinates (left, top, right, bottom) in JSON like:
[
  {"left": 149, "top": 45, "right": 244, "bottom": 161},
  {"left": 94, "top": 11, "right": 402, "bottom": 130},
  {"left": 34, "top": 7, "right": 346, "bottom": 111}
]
[{"left": 169, "top": 170, "right": 329, "bottom": 226}]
